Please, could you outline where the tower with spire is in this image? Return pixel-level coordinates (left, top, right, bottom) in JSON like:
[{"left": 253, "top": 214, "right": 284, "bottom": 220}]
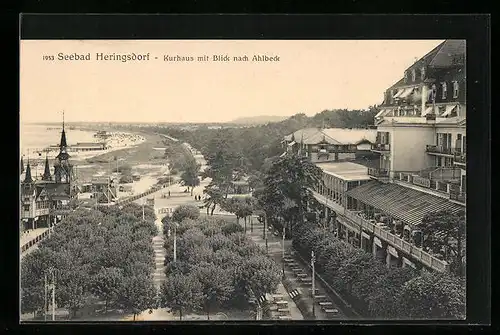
[
  {"left": 53, "top": 111, "right": 74, "bottom": 185},
  {"left": 41, "top": 154, "right": 52, "bottom": 181}
]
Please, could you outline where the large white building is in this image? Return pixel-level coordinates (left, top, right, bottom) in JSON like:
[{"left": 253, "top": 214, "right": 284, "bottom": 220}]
[{"left": 310, "top": 40, "right": 466, "bottom": 273}]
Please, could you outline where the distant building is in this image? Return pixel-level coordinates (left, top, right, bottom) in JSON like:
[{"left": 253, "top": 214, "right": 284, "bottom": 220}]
[
  {"left": 69, "top": 142, "right": 107, "bottom": 152},
  {"left": 282, "top": 128, "right": 377, "bottom": 163}
]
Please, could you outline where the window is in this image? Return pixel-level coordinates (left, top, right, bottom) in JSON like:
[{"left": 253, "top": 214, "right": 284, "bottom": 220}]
[
  {"left": 411, "top": 69, "right": 416, "bottom": 82},
  {"left": 431, "top": 84, "right": 437, "bottom": 101},
  {"left": 441, "top": 82, "right": 447, "bottom": 100},
  {"left": 390, "top": 90, "right": 394, "bottom": 104},
  {"left": 23, "top": 204, "right": 30, "bottom": 211},
  {"left": 421, "top": 66, "right": 426, "bottom": 80},
  {"left": 453, "top": 81, "right": 459, "bottom": 98},
  {"left": 404, "top": 71, "right": 408, "bottom": 83}
]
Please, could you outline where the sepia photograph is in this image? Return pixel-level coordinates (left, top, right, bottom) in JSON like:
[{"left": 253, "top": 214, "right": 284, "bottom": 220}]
[{"left": 20, "top": 39, "right": 467, "bottom": 322}]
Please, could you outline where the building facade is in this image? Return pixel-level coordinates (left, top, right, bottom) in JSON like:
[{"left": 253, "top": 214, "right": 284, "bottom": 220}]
[
  {"left": 283, "top": 128, "right": 377, "bottom": 163},
  {"left": 309, "top": 40, "right": 466, "bottom": 274},
  {"left": 370, "top": 40, "right": 466, "bottom": 206},
  {"left": 20, "top": 120, "right": 77, "bottom": 230}
]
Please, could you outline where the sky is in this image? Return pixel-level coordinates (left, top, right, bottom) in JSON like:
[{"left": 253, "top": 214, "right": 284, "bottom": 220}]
[{"left": 20, "top": 39, "right": 444, "bottom": 123}]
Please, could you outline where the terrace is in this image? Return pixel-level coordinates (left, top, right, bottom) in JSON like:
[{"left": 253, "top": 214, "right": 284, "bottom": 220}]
[{"left": 394, "top": 167, "right": 464, "bottom": 201}]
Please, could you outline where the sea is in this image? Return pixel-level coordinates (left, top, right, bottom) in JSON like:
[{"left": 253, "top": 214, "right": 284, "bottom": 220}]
[{"left": 20, "top": 123, "right": 97, "bottom": 157}]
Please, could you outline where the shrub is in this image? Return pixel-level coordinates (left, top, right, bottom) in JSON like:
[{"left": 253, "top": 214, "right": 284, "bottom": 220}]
[
  {"left": 291, "top": 222, "right": 465, "bottom": 320},
  {"left": 171, "top": 205, "right": 200, "bottom": 223}
]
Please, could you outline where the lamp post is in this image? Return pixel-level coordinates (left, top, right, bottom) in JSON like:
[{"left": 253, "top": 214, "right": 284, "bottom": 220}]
[
  {"left": 44, "top": 267, "right": 57, "bottom": 321},
  {"left": 264, "top": 212, "right": 268, "bottom": 255},
  {"left": 142, "top": 198, "right": 145, "bottom": 221},
  {"left": 311, "top": 250, "right": 316, "bottom": 318},
  {"left": 282, "top": 227, "right": 286, "bottom": 277},
  {"left": 173, "top": 222, "right": 178, "bottom": 263}
]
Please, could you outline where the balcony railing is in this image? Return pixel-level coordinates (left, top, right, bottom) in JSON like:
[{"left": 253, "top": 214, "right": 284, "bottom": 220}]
[
  {"left": 343, "top": 209, "right": 449, "bottom": 273},
  {"left": 371, "top": 143, "right": 391, "bottom": 152},
  {"left": 426, "top": 145, "right": 456, "bottom": 155},
  {"left": 368, "top": 168, "right": 389, "bottom": 178},
  {"left": 453, "top": 153, "right": 466, "bottom": 165},
  {"left": 394, "top": 169, "right": 462, "bottom": 196}
]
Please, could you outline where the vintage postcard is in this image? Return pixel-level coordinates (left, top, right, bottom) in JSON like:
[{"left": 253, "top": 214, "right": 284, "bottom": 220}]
[{"left": 20, "top": 39, "right": 466, "bottom": 322}]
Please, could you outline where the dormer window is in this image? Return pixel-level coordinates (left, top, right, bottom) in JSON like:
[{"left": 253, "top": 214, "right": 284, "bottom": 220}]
[
  {"left": 442, "top": 82, "right": 447, "bottom": 100},
  {"left": 404, "top": 71, "right": 408, "bottom": 83},
  {"left": 453, "top": 81, "right": 459, "bottom": 98},
  {"left": 421, "top": 66, "right": 426, "bottom": 80},
  {"left": 411, "top": 69, "right": 416, "bottom": 82},
  {"left": 390, "top": 90, "right": 394, "bottom": 104}
]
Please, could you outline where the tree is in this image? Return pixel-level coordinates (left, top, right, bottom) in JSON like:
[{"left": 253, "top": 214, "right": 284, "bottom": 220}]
[
  {"left": 160, "top": 273, "right": 204, "bottom": 320},
  {"left": 89, "top": 267, "right": 125, "bottom": 313},
  {"left": 263, "top": 154, "right": 323, "bottom": 231},
  {"left": 180, "top": 156, "right": 201, "bottom": 196},
  {"left": 193, "top": 264, "right": 234, "bottom": 320},
  {"left": 21, "top": 285, "right": 44, "bottom": 318},
  {"left": 171, "top": 204, "right": 200, "bottom": 223},
  {"left": 367, "top": 267, "right": 418, "bottom": 319},
  {"left": 117, "top": 273, "right": 157, "bottom": 321},
  {"left": 396, "top": 271, "right": 465, "bottom": 320},
  {"left": 420, "top": 210, "right": 466, "bottom": 276},
  {"left": 240, "top": 254, "right": 281, "bottom": 297},
  {"left": 56, "top": 264, "right": 93, "bottom": 319},
  {"left": 203, "top": 183, "right": 224, "bottom": 215}
]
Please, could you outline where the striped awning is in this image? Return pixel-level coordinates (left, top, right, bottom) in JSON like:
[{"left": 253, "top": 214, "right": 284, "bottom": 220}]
[
  {"left": 346, "top": 181, "right": 464, "bottom": 227},
  {"left": 421, "top": 106, "right": 434, "bottom": 116},
  {"left": 441, "top": 104, "right": 458, "bottom": 117},
  {"left": 398, "top": 87, "right": 415, "bottom": 99},
  {"left": 393, "top": 89, "right": 405, "bottom": 98},
  {"left": 374, "top": 109, "right": 388, "bottom": 118}
]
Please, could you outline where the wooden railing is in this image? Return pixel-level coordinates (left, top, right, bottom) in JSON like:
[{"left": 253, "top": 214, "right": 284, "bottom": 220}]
[
  {"left": 426, "top": 145, "right": 455, "bottom": 155},
  {"left": 310, "top": 189, "right": 450, "bottom": 273},
  {"left": 342, "top": 209, "right": 449, "bottom": 272}
]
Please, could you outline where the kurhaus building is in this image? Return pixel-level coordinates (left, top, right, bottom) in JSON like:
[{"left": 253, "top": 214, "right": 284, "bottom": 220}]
[{"left": 309, "top": 40, "right": 466, "bottom": 274}]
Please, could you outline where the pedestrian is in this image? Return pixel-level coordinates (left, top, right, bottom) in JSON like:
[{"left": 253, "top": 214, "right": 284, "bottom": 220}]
[{"left": 168, "top": 190, "right": 171, "bottom": 198}]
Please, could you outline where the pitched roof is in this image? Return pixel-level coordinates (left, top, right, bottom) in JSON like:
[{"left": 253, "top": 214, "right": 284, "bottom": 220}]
[
  {"left": 285, "top": 128, "right": 377, "bottom": 145},
  {"left": 346, "top": 180, "right": 464, "bottom": 227},
  {"left": 427, "top": 40, "right": 465, "bottom": 68},
  {"left": 321, "top": 129, "right": 377, "bottom": 145},
  {"left": 44, "top": 183, "right": 71, "bottom": 197},
  {"left": 315, "top": 161, "right": 370, "bottom": 181}
]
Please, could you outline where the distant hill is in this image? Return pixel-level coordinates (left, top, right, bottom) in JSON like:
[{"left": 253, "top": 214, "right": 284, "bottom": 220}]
[{"left": 229, "top": 115, "right": 289, "bottom": 125}]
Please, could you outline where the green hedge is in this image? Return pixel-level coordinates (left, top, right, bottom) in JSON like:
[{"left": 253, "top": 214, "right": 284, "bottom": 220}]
[{"left": 292, "top": 223, "right": 465, "bottom": 320}]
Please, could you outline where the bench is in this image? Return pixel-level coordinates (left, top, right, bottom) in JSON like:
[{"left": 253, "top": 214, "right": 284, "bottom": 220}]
[
  {"left": 275, "top": 300, "right": 288, "bottom": 307},
  {"left": 278, "top": 315, "right": 293, "bottom": 320},
  {"left": 271, "top": 294, "right": 284, "bottom": 300},
  {"left": 319, "top": 302, "right": 333, "bottom": 307},
  {"left": 300, "top": 278, "right": 312, "bottom": 283},
  {"left": 314, "top": 295, "right": 327, "bottom": 301},
  {"left": 289, "top": 289, "right": 301, "bottom": 300},
  {"left": 324, "top": 308, "right": 339, "bottom": 316},
  {"left": 283, "top": 258, "right": 294, "bottom": 263},
  {"left": 278, "top": 308, "right": 290, "bottom": 315},
  {"left": 296, "top": 273, "right": 307, "bottom": 278}
]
